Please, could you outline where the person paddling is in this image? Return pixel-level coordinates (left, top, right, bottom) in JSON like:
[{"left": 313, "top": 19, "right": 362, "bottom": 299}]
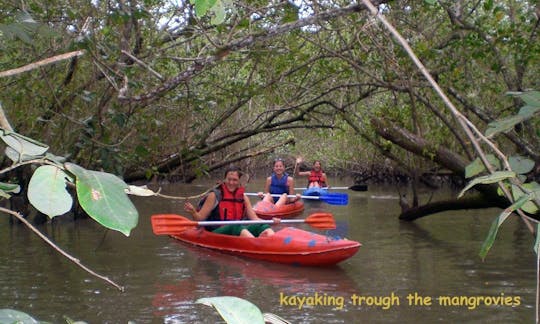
[
  {"left": 184, "top": 166, "right": 279, "bottom": 237},
  {"left": 257, "top": 158, "right": 301, "bottom": 205},
  {"left": 294, "top": 158, "right": 329, "bottom": 188}
]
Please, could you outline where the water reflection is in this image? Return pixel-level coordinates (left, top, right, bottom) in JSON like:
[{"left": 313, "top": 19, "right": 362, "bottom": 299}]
[{"left": 152, "top": 239, "right": 360, "bottom": 322}]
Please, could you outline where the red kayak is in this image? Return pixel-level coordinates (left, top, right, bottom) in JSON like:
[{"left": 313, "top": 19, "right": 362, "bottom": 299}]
[
  {"left": 253, "top": 200, "right": 304, "bottom": 219},
  {"left": 170, "top": 227, "right": 360, "bottom": 266}
]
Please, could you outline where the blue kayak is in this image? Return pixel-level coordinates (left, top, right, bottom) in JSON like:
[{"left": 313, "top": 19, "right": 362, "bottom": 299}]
[{"left": 302, "top": 187, "right": 329, "bottom": 197}]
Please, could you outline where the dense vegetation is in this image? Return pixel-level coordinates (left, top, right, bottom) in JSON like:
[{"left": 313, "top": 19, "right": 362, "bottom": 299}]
[{"left": 0, "top": 1, "right": 538, "bottom": 216}]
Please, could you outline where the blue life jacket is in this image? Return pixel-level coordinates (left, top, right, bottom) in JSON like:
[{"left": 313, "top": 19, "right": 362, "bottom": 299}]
[{"left": 269, "top": 173, "right": 289, "bottom": 203}]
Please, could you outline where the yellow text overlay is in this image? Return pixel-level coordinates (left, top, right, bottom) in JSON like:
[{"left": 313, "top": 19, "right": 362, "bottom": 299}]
[{"left": 278, "top": 292, "right": 521, "bottom": 310}]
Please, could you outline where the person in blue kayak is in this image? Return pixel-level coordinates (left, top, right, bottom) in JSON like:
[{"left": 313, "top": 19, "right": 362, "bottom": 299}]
[
  {"left": 257, "top": 158, "right": 301, "bottom": 205},
  {"left": 294, "top": 157, "right": 329, "bottom": 188},
  {"left": 184, "top": 166, "right": 279, "bottom": 237}
]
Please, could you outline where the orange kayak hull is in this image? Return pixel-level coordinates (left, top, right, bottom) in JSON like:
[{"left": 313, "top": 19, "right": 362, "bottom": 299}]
[
  {"left": 171, "top": 227, "right": 360, "bottom": 266},
  {"left": 253, "top": 200, "right": 305, "bottom": 219}
]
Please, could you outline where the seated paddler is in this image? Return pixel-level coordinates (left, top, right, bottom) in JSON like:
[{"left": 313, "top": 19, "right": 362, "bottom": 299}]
[{"left": 184, "top": 166, "right": 279, "bottom": 237}]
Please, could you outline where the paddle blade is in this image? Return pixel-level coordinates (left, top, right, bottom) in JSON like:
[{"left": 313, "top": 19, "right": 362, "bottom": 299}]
[
  {"left": 151, "top": 214, "right": 197, "bottom": 235},
  {"left": 349, "top": 184, "right": 368, "bottom": 191},
  {"left": 305, "top": 212, "right": 336, "bottom": 229},
  {"left": 319, "top": 192, "right": 348, "bottom": 205}
]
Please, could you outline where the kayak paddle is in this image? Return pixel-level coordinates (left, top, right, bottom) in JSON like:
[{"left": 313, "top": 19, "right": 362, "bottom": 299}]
[
  {"left": 151, "top": 212, "right": 336, "bottom": 235},
  {"left": 245, "top": 192, "right": 348, "bottom": 205},
  {"left": 294, "top": 184, "right": 368, "bottom": 192}
]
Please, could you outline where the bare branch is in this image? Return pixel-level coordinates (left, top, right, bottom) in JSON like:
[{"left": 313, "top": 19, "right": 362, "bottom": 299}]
[
  {"left": 0, "top": 50, "right": 85, "bottom": 78},
  {"left": 0, "top": 207, "right": 124, "bottom": 291}
]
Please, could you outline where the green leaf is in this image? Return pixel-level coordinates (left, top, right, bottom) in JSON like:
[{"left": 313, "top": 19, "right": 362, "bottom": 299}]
[
  {"left": 0, "top": 309, "right": 40, "bottom": 323},
  {"left": 4, "top": 146, "right": 41, "bottom": 162},
  {"left": 191, "top": 0, "right": 217, "bottom": 17},
  {"left": 210, "top": 0, "right": 226, "bottom": 25},
  {"left": 424, "top": 0, "right": 436, "bottom": 4},
  {"left": 511, "top": 183, "right": 540, "bottom": 214},
  {"left": 0, "top": 181, "right": 20, "bottom": 194},
  {"left": 0, "top": 190, "right": 11, "bottom": 199},
  {"left": 0, "top": 129, "right": 49, "bottom": 159},
  {"left": 508, "top": 90, "right": 540, "bottom": 107},
  {"left": 535, "top": 223, "right": 540, "bottom": 255},
  {"left": 196, "top": 296, "right": 265, "bottom": 324},
  {"left": 509, "top": 155, "right": 535, "bottom": 174},
  {"left": 464, "top": 154, "right": 501, "bottom": 178},
  {"left": 459, "top": 171, "right": 516, "bottom": 198},
  {"left": 518, "top": 105, "right": 540, "bottom": 118},
  {"left": 27, "top": 165, "right": 73, "bottom": 218},
  {"left": 485, "top": 115, "right": 524, "bottom": 138},
  {"left": 479, "top": 194, "right": 531, "bottom": 259},
  {"left": 65, "top": 163, "right": 138, "bottom": 236}
]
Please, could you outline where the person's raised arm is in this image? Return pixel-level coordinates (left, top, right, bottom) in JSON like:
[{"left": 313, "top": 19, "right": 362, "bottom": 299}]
[{"left": 294, "top": 158, "right": 311, "bottom": 177}]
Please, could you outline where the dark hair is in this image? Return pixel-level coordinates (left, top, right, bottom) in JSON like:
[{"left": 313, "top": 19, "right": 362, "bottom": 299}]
[
  {"left": 273, "top": 158, "right": 285, "bottom": 166},
  {"left": 224, "top": 165, "right": 243, "bottom": 178}
]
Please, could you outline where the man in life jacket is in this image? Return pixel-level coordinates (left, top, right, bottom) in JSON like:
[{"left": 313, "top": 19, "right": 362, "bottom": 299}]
[
  {"left": 295, "top": 158, "right": 329, "bottom": 188},
  {"left": 184, "top": 166, "right": 278, "bottom": 237}
]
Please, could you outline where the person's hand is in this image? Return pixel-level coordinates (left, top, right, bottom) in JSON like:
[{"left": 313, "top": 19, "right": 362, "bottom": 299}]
[
  {"left": 184, "top": 201, "right": 195, "bottom": 214},
  {"left": 295, "top": 193, "right": 301, "bottom": 201},
  {"left": 296, "top": 157, "right": 303, "bottom": 164},
  {"left": 257, "top": 191, "right": 264, "bottom": 198},
  {"left": 272, "top": 217, "right": 281, "bottom": 224}
]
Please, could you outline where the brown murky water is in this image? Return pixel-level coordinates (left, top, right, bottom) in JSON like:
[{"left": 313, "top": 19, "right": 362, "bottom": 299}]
[{"left": 0, "top": 180, "right": 535, "bottom": 323}]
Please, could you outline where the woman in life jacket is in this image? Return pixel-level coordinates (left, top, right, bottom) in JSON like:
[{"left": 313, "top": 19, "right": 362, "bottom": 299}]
[
  {"left": 257, "top": 158, "right": 301, "bottom": 205},
  {"left": 294, "top": 158, "right": 329, "bottom": 188},
  {"left": 184, "top": 166, "right": 278, "bottom": 237}
]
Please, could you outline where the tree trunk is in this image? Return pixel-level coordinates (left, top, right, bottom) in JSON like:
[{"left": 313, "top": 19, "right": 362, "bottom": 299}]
[{"left": 399, "top": 193, "right": 509, "bottom": 221}]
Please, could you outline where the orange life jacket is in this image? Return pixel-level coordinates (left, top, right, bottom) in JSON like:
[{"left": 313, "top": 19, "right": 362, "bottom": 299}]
[
  {"left": 308, "top": 170, "right": 326, "bottom": 187},
  {"left": 214, "top": 183, "right": 245, "bottom": 221}
]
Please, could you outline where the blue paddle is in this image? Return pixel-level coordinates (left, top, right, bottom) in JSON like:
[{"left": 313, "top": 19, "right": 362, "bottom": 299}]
[{"left": 245, "top": 192, "right": 348, "bottom": 205}]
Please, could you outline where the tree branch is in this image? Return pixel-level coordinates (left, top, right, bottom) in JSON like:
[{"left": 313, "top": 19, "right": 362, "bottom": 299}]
[{"left": 0, "top": 207, "right": 124, "bottom": 291}]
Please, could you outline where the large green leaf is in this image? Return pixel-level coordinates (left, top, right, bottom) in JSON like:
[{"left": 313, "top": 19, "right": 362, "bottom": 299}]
[
  {"left": 508, "top": 90, "right": 540, "bottom": 107},
  {"left": 27, "top": 165, "right": 73, "bottom": 218},
  {"left": 0, "top": 309, "right": 40, "bottom": 323},
  {"left": 484, "top": 115, "right": 524, "bottom": 138},
  {"left": 518, "top": 105, "right": 540, "bottom": 118},
  {"left": 458, "top": 171, "right": 516, "bottom": 198},
  {"left": 197, "top": 296, "right": 265, "bottom": 324},
  {"left": 511, "top": 183, "right": 540, "bottom": 214},
  {"left": 65, "top": 163, "right": 138, "bottom": 236},
  {"left": 464, "top": 154, "right": 501, "bottom": 178},
  {"left": 509, "top": 155, "right": 535, "bottom": 174},
  {"left": 479, "top": 194, "right": 531, "bottom": 259},
  {"left": 0, "top": 129, "right": 49, "bottom": 156}
]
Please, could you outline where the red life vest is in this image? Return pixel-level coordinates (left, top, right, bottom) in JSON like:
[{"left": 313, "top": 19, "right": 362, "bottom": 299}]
[
  {"left": 308, "top": 170, "right": 326, "bottom": 187},
  {"left": 216, "top": 183, "right": 245, "bottom": 221}
]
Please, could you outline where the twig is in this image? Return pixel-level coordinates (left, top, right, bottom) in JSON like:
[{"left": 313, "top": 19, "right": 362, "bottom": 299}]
[
  {"left": 0, "top": 207, "right": 124, "bottom": 291},
  {"left": 121, "top": 50, "right": 164, "bottom": 81},
  {"left": 0, "top": 50, "right": 85, "bottom": 78}
]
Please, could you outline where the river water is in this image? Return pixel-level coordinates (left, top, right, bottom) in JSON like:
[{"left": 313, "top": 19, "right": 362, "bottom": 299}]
[{"left": 0, "top": 179, "right": 536, "bottom": 323}]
